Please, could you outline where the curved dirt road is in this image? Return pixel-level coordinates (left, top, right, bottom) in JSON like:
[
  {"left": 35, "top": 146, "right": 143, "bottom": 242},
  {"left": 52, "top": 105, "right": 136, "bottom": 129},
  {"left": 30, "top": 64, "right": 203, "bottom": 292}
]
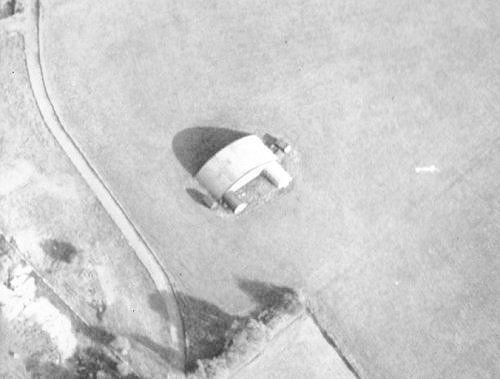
[{"left": 21, "top": 0, "right": 186, "bottom": 374}]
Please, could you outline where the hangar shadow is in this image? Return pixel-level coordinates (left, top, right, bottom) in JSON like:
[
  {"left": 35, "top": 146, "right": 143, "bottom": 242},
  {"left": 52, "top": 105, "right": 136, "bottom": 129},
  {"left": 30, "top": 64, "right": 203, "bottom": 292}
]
[{"left": 172, "top": 127, "right": 249, "bottom": 176}]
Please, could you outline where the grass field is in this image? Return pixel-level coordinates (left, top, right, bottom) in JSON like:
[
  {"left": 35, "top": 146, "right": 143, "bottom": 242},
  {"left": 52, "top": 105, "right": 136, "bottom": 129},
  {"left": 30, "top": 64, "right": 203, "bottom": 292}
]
[{"left": 1, "top": 0, "right": 500, "bottom": 377}]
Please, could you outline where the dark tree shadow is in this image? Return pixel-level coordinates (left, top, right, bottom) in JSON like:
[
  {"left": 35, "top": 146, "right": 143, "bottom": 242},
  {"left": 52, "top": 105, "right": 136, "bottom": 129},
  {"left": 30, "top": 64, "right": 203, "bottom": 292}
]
[
  {"left": 78, "top": 322, "right": 184, "bottom": 374},
  {"left": 40, "top": 239, "right": 78, "bottom": 264},
  {"left": 127, "top": 291, "right": 185, "bottom": 371},
  {"left": 129, "top": 333, "right": 180, "bottom": 363},
  {"left": 148, "top": 291, "right": 243, "bottom": 372},
  {"left": 0, "top": 234, "right": 12, "bottom": 257},
  {"left": 147, "top": 279, "right": 299, "bottom": 373},
  {"left": 236, "top": 278, "right": 299, "bottom": 316},
  {"left": 172, "top": 127, "right": 249, "bottom": 176},
  {"left": 79, "top": 324, "right": 116, "bottom": 345},
  {"left": 179, "top": 293, "right": 245, "bottom": 372},
  {"left": 19, "top": 278, "right": 300, "bottom": 377},
  {"left": 0, "top": 0, "right": 15, "bottom": 19},
  {"left": 25, "top": 346, "right": 143, "bottom": 379},
  {"left": 25, "top": 358, "right": 76, "bottom": 379}
]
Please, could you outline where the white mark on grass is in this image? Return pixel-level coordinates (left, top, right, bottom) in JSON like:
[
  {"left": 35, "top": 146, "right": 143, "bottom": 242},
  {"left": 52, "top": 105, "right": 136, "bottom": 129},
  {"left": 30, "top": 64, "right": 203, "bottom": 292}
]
[
  {"left": 37, "top": 174, "right": 80, "bottom": 200},
  {"left": 23, "top": 297, "right": 77, "bottom": 359},
  {"left": 0, "top": 160, "right": 34, "bottom": 196},
  {"left": 170, "top": 324, "right": 179, "bottom": 346},
  {"left": 12, "top": 229, "right": 45, "bottom": 263},
  {"left": 415, "top": 165, "right": 440, "bottom": 173},
  {"left": 0, "top": 160, "right": 79, "bottom": 200},
  {"left": 0, "top": 255, "right": 77, "bottom": 360},
  {"left": 95, "top": 265, "right": 118, "bottom": 305}
]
